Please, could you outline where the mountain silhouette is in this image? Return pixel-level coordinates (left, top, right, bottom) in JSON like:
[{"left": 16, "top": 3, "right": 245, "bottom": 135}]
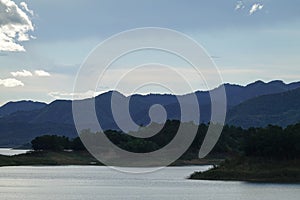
[
  {"left": 0, "top": 80, "right": 299, "bottom": 146},
  {"left": 227, "top": 87, "right": 300, "bottom": 128}
]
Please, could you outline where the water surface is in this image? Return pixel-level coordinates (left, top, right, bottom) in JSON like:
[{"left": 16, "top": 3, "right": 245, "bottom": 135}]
[
  {"left": 0, "top": 148, "right": 29, "bottom": 156},
  {"left": 0, "top": 166, "right": 299, "bottom": 200}
]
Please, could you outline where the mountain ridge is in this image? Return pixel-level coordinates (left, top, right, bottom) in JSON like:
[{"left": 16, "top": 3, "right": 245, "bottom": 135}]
[
  {"left": 227, "top": 87, "right": 300, "bottom": 128},
  {"left": 0, "top": 100, "right": 47, "bottom": 117},
  {"left": 1, "top": 80, "right": 300, "bottom": 146}
]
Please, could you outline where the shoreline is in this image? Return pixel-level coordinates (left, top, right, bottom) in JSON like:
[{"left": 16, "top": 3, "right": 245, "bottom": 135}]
[
  {"left": 1, "top": 152, "right": 300, "bottom": 184},
  {"left": 0, "top": 150, "right": 222, "bottom": 167},
  {"left": 188, "top": 157, "right": 300, "bottom": 183}
]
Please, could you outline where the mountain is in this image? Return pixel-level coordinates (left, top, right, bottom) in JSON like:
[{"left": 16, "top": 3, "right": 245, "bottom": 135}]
[
  {"left": 19, "top": 80, "right": 300, "bottom": 127},
  {"left": 222, "top": 80, "right": 300, "bottom": 107},
  {"left": 0, "top": 122, "right": 76, "bottom": 147},
  {"left": 227, "top": 87, "right": 300, "bottom": 128},
  {"left": 0, "top": 80, "right": 300, "bottom": 146},
  {"left": 0, "top": 101, "right": 47, "bottom": 117},
  {"left": 129, "top": 80, "right": 300, "bottom": 123}
]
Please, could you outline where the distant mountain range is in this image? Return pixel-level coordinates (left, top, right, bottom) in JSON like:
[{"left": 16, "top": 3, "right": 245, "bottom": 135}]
[
  {"left": 0, "top": 80, "right": 300, "bottom": 146},
  {"left": 0, "top": 100, "right": 46, "bottom": 117},
  {"left": 227, "top": 87, "right": 300, "bottom": 128}
]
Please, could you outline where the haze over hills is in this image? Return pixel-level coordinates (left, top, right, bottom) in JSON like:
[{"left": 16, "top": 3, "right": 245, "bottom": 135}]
[{"left": 0, "top": 80, "right": 300, "bottom": 146}]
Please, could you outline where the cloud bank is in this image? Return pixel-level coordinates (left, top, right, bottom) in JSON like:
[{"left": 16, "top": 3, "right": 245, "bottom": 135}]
[
  {"left": 11, "top": 69, "right": 32, "bottom": 77},
  {"left": 0, "top": 0, "right": 35, "bottom": 52},
  {"left": 11, "top": 69, "right": 51, "bottom": 77},
  {"left": 1, "top": 69, "right": 50, "bottom": 88},
  {"left": 0, "top": 78, "right": 24, "bottom": 87}
]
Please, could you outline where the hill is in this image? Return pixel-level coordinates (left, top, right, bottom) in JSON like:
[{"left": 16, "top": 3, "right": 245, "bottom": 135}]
[
  {"left": 0, "top": 101, "right": 46, "bottom": 117},
  {"left": 223, "top": 80, "right": 300, "bottom": 107},
  {"left": 227, "top": 87, "right": 300, "bottom": 128}
]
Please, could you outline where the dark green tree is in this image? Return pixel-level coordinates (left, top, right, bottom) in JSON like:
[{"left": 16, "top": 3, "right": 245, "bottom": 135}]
[{"left": 31, "top": 135, "right": 70, "bottom": 151}]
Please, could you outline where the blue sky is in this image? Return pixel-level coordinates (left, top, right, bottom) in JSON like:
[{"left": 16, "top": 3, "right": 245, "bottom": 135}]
[{"left": 0, "top": 0, "right": 300, "bottom": 105}]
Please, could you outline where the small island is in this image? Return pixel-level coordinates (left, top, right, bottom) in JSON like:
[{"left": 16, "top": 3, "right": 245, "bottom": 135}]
[
  {"left": 189, "top": 157, "right": 300, "bottom": 183},
  {"left": 189, "top": 124, "right": 300, "bottom": 183}
]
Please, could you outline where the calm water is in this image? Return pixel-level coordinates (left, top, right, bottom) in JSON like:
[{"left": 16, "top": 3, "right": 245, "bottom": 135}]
[
  {"left": 0, "top": 166, "right": 299, "bottom": 200},
  {"left": 0, "top": 148, "right": 29, "bottom": 156}
]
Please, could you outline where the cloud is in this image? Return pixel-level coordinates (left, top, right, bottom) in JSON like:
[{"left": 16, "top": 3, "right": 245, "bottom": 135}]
[
  {"left": 0, "top": 78, "right": 24, "bottom": 87},
  {"left": 249, "top": 3, "right": 264, "bottom": 15},
  {"left": 34, "top": 70, "right": 51, "bottom": 77},
  {"left": 48, "top": 90, "right": 103, "bottom": 100},
  {"left": 11, "top": 69, "right": 32, "bottom": 77},
  {"left": 235, "top": 1, "right": 245, "bottom": 10},
  {"left": 19, "top": 2, "right": 33, "bottom": 16},
  {"left": 10, "top": 69, "right": 51, "bottom": 77},
  {"left": 0, "top": 0, "right": 35, "bottom": 52}
]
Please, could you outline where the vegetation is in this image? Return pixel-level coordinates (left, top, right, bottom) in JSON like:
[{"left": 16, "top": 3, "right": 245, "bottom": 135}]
[
  {"left": 1, "top": 120, "right": 300, "bottom": 183},
  {"left": 9, "top": 120, "right": 300, "bottom": 161},
  {"left": 189, "top": 157, "right": 300, "bottom": 183},
  {"left": 0, "top": 151, "right": 100, "bottom": 166},
  {"left": 28, "top": 120, "right": 246, "bottom": 159},
  {"left": 32, "top": 135, "right": 71, "bottom": 151},
  {"left": 31, "top": 135, "right": 85, "bottom": 151},
  {"left": 244, "top": 124, "right": 300, "bottom": 159},
  {"left": 189, "top": 123, "right": 300, "bottom": 182},
  {"left": 0, "top": 120, "right": 240, "bottom": 167}
]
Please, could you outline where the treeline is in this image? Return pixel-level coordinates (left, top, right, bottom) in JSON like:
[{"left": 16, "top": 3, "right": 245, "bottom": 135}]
[
  {"left": 31, "top": 135, "right": 84, "bottom": 151},
  {"left": 31, "top": 120, "right": 300, "bottom": 160},
  {"left": 244, "top": 124, "right": 300, "bottom": 159}
]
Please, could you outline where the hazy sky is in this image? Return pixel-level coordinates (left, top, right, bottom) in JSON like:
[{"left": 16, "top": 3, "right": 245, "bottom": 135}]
[{"left": 0, "top": 0, "right": 300, "bottom": 105}]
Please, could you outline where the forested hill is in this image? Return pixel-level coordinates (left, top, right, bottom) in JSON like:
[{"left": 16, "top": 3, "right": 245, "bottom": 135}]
[{"left": 227, "top": 87, "right": 300, "bottom": 128}]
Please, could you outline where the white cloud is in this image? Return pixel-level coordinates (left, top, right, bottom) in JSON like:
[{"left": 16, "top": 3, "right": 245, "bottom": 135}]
[
  {"left": 10, "top": 69, "right": 51, "bottom": 77},
  {"left": 235, "top": 1, "right": 245, "bottom": 10},
  {"left": 0, "top": 78, "right": 24, "bottom": 87},
  {"left": 20, "top": 2, "right": 33, "bottom": 16},
  {"left": 34, "top": 70, "right": 51, "bottom": 77},
  {"left": 11, "top": 69, "right": 32, "bottom": 77},
  {"left": 249, "top": 3, "right": 264, "bottom": 15},
  {"left": 48, "top": 90, "right": 103, "bottom": 100},
  {"left": 0, "top": 0, "right": 35, "bottom": 52}
]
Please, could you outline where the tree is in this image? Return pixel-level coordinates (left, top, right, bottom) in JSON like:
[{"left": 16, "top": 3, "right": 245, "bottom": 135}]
[{"left": 31, "top": 135, "right": 70, "bottom": 151}]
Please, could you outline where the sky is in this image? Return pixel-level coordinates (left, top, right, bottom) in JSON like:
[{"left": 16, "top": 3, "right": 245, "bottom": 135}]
[{"left": 0, "top": 0, "right": 300, "bottom": 105}]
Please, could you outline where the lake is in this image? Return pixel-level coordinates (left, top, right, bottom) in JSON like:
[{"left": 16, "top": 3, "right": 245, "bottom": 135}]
[
  {"left": 0, "top": 166, "right": 299, "bottom": 200},
  {"left": 0, "top": 148, "right": 30, "bottom": 156}
]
